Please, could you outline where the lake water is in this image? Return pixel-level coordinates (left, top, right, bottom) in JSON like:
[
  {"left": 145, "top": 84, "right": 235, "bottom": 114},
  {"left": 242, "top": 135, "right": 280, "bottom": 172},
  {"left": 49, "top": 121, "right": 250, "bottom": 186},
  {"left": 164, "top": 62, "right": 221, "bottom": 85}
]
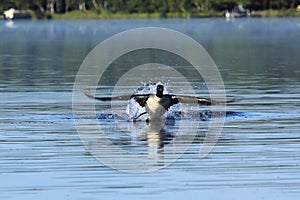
[{"left": 1, "top": 18, "right": 300, "bottom": 199}]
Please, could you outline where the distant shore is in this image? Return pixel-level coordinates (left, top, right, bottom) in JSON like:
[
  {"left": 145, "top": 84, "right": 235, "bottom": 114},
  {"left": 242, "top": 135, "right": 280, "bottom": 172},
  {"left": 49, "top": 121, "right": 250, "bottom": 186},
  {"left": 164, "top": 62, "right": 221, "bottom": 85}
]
[
  {"left": 2, "top": 9, "right": 300, "bottom": 20},
  {"left": 50, "top": 9, "right": 300, "bottom": 19}
]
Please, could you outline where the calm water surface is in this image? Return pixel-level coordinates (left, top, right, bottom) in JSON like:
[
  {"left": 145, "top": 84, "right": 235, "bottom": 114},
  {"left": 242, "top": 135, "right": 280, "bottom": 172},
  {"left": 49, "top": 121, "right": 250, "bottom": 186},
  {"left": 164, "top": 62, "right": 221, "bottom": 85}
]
[{"left": 1, "top": 18, "right": 300, "bottom": 199}]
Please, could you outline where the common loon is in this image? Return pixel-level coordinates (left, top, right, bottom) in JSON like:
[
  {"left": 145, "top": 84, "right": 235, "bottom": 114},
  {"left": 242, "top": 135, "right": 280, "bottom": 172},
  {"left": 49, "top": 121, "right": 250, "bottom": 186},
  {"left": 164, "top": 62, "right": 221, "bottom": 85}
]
[{"left": 85, "top": 84, "right": 234, "bottom": 121}]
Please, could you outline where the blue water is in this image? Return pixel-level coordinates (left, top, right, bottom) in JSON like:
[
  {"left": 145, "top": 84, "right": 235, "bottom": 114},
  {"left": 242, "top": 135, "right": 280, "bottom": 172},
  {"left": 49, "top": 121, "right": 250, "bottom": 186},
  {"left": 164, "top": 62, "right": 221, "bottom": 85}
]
[{"left": 1, "top": 18, "right": 300, "bottom": 199}]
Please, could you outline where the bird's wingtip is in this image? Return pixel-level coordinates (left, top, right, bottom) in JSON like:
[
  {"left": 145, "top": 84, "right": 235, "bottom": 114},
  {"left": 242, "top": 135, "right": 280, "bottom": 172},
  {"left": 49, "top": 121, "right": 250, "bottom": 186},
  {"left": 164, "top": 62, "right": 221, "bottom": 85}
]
[{"left": 84, "top": 88, "right": 94, "bottom": 99}]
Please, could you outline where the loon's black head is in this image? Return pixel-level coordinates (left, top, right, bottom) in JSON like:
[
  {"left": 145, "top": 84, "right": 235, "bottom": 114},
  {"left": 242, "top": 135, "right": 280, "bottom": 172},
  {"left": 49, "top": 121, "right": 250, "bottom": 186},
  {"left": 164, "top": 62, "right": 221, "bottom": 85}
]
[{"left": 156, "top": 84, "right": 164, "bottom": 98}]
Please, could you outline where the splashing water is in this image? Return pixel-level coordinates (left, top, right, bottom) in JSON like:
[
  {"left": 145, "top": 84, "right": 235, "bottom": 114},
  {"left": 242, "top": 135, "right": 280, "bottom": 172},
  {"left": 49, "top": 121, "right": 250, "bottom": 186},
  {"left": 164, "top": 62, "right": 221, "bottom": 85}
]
[
  {"left": 126, "top": 82, "right": 173, "bottom": 121},
  {"left": 124, "top": 82, "right": 203, "bottom": 121},
  {"left": 97, "top": 82, "right": 248, "bottom": 122}
]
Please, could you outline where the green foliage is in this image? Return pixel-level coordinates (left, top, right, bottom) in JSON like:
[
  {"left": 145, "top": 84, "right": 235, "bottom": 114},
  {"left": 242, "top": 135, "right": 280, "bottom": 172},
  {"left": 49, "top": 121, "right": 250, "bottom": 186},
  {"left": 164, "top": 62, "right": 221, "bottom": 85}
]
[{"left": 1, "top": 0, "right": 300, "bottom": 18}]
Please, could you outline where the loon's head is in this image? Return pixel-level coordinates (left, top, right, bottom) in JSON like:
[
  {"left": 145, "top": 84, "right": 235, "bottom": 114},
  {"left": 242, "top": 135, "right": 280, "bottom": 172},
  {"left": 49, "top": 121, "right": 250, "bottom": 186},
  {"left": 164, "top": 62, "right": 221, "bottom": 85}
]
[{"left": 156, "top": 84, "right": 164, "bottom": 98}]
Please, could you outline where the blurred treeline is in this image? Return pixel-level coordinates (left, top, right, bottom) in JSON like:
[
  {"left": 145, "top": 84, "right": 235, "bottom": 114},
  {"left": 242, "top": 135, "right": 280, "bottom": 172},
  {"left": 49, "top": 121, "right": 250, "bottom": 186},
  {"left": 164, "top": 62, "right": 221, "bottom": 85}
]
[{"left": 1, "top": 0, "right": 300, "bottom": 15}]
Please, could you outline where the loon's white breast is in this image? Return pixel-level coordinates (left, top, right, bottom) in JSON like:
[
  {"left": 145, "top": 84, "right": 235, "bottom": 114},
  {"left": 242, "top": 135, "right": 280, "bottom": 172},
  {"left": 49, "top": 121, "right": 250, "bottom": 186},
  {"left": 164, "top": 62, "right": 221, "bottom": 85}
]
[{"left": 145, "top": 95, "right": 171, "bottom": 119}]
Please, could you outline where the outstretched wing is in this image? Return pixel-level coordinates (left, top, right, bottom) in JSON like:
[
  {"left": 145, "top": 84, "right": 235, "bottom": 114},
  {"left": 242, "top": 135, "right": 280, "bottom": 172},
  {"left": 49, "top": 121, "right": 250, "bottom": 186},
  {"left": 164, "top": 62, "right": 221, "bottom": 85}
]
[
  {"left": 84, "top": 89, "right": 150, "bottom": 107},
  {"left": 171, "top": 95, "right": 237, "bottom": 106},
  {"left": 131, "top": 95, "right": 149, "bottom": 107}
]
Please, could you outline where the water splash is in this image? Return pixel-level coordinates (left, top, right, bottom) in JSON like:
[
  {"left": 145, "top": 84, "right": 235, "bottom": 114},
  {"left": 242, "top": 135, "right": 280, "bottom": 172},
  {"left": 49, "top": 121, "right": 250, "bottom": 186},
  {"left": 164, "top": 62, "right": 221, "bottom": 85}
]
[{"left": 126, "top": 82, "right": 174, "bottom": 121}]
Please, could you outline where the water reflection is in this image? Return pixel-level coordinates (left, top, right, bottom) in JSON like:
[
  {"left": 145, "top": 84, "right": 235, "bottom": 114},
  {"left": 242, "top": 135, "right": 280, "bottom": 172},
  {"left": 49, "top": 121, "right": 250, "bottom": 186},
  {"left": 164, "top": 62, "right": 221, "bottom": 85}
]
[
  {"left": 4, "top": 20, "right": 14, "bottom": 29},
  {"left": 146, "top": 120, "right": 175, "bottom": 149},
  {"left": 80, "top": 115, "right": 199, "bottom": 173}
]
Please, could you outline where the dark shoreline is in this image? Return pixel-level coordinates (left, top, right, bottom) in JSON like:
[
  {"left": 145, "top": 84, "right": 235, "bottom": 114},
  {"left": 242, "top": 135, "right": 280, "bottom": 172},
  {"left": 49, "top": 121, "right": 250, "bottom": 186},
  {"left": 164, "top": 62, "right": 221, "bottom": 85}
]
[
  {"left": 49, "top": 9, "right": 300, "bottom": 19},
  {"left": 2, "top": 9, "right": 300, "bottom": 20},
  {"left": 25, "top": 9, "right": 300, "bottom": 20}
]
